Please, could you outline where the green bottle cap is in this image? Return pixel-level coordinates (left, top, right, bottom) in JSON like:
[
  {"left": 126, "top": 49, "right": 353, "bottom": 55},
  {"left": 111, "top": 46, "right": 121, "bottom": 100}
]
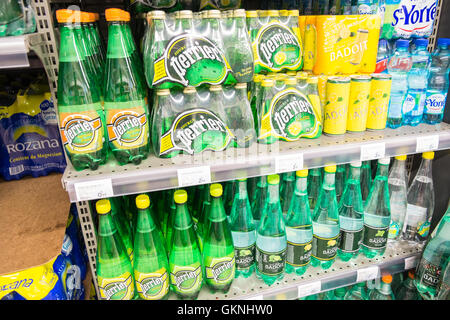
[
  {"left": 210, "top": 183, "right": 223, "bottom": 197},
  {"left": 96, "top": 199, "right": 111, "bottom": 215},
  {"left": 174, "top": 190, "right": 188, "bottom": 204},
  {"left": 136, "top": 194, "right": 150, "bottom": 209},
  {"left": 267, "top": 174, "right": 280, "bottom": 185},
  {"left": 237, "top": 177, "right": 247, "bottom": 182}
]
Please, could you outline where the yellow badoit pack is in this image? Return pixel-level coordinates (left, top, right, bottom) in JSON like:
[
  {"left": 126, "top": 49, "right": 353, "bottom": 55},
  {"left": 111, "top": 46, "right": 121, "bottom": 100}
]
[{"left": 300, "top": 15, "right": 381, "bottom": 75}]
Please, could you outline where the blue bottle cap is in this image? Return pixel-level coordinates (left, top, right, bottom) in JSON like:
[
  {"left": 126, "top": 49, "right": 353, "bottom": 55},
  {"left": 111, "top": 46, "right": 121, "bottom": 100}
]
[
  {"left": 415, "top": 38, "right": 428, "bottom": 47},
  {"left": 396, "top": 39, "right": 410, "bottom": 48},
  {"left": 437, "top": 38, "right": 450, "bottom": 46}
]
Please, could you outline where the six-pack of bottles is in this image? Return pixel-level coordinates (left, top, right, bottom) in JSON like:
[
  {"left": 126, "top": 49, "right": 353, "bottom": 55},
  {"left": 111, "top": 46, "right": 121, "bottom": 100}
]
[{"left": 92, "top": 150, "right": 442, "bottom": 300}]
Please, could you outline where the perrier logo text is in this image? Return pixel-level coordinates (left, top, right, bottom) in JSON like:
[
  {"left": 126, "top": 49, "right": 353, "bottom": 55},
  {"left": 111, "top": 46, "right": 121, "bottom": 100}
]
[
  {"left": 159, "top": 108, "right": 234, "bottom": 155},
  {"left": 255, "top": 21, "right": 302, "bottom": 71},
  {"left": 153, "top": 33, "right": 232, "bottom": 87}
]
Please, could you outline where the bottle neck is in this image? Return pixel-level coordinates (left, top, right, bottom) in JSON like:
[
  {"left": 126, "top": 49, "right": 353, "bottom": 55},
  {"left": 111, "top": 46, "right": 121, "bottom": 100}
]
[
  {"left": 295, "top": 176, "right": 307, "bottom": 193},
  {"left": 107, "top": 22, "right": 132, "bottom": 59},
  {"left": 323, "top": 171, "right": 335, "bottom": 187},
  {"left": 348, "top": 166, "right": 361, "bottom": 182},
  {"left": 174, "top": 202, "right": 192, "bottom": 229},
  {"left": 136, "top": 207, "right": 156, "bottom": 233},
  {"left": 268, "top": 183, "right": 280, "bottom": 203},
  {"left": 98, "top": 212, "right": 117, "bottom": 237},
  {"left": 376, "top": 163, "right": 389, "bottom": 178},
  {"left": 59, "top": 24, "right": 85, "bottom": 63},
  {"left": 417, "top": 158, "right": 432, "bottom": 177},
  {"left": 379, "top": 282, "right": 392, "bottom": 295},
  {"left": 209, "top": 196, "right": 227, "bottom": 222},
  {"left": 237, "top": 180, "right": 248, "bottom": 200}
]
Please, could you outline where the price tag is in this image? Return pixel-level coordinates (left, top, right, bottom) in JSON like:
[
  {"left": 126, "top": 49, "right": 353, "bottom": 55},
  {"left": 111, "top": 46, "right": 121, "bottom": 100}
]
[
  {"left": 360, "top": 143, "right": 385, "bottom": 161},
  {"left": 74, "top": 179, "right": 114, "bottom": 201},
  {"left": 245, "top": 295, "right": 263, "bottom": 300},
  {"left": 297, "top": 281, "right": 321, "bottom": 298},
  {"left": 356, "top": 266, "right": 380, "bottom": 282},
  {"left": 177, "top": 166, "right": 211, "bottom": 187},
  {"left": 416, "top": 135, "right": 439, "bottom": 153},
  {"left": 275, "top": 153, "right": 304, "bottom": 174},
  {"left": 404, "top": 256, "right": 419, "bottom": 270}
]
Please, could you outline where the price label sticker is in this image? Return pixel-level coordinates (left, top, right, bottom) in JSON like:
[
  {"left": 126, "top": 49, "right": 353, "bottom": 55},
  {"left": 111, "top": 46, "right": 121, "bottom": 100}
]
[
  {"left": 177, "top": 166, "right": 211, "bottom": 187},
  {"left": 74, "top": 179, "right": 114, "bottom": 201},
  {"left": 356, "top": 266, "right": 380, "bottom": 282},
  {"left": 404, "top": 256, "right": 419, "bottom": 270},
  {"left": 416, "top": 135, "right": 439, "bottom": 153},
  {"left": 360, "top": 143, "right": 386, "bottom": 161},
  {"left": 297, "top": 281, "right": 321, "bottom": 298},
  {"left": 275, "top": 153, "right": 304, "bottom": 174}
]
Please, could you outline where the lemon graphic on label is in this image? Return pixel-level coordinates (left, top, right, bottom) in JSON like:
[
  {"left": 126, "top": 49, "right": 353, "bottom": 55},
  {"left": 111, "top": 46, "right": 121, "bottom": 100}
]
[
  {"left": 304, "top": 243, "right": 312, "bottom": 251},
  {"left": 327, "top": 239, "right": 337, "bottom": 247},
  {"left": 287, "top": 121, "right": 302, "bottom": 137},
  {"left": 274, "top": 51, "right": 287, "bottom": 66},
  {"left": 337, "top": 26, "right": 351, "bottom": 42}
]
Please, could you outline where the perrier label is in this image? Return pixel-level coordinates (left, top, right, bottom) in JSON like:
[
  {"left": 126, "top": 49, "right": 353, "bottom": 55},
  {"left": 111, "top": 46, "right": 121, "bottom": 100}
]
[
  {"left": 259, "top": 88, "right": 320, "bottom": 143},
  {"left": 152, "top": 33, "right": 232, "bottom": 87},
  {"left": 98, "top": 272, "right": 134, "bottom": 300},
  {"left": 159, "top": 108, "right": 235, "bottom": 155},
  {"left": 253, "top": 21, "right": 302, "bottom": 73}
]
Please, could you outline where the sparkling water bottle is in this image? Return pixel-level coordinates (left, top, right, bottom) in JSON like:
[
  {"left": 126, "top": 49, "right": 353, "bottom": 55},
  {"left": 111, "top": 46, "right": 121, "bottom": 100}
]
[
  {"left": 387, "top": 155, "right": 408, "bottom": 241},
  {"left": 361, "top": 158, "right": 391, "bottom": 259},
  {"left": 402, "top": 152, "right": 435, "bottom": 244},
  {"left": 423, "top": 38, "right": 450, "bottom": 124},
  {"left": 375, "top": 39, "right": 390, "bottom": 74},
  {"left": 403, "top": 38, "right": 430, "bottom": 126},
  {"left": 387, "top": 40, "right": 413, "bottom": 128},
  {"left": 369, "top": 275, "right": 395, "bottom": 300}
]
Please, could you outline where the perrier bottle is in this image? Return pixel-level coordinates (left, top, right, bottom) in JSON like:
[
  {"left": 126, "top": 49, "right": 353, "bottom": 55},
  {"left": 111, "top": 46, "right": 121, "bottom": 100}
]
[
  {"left": 133, "top": 194, "right": 170, "bottom": 300},
  {"left": 229, "top": 178, "right": 256, "bottom": 278},
  {"left": 96, "top": 199, "right": 135, "bottom": 300},
  {"left": 56, "top": 9, "right": 107, "bottom": 171},
  {"left": 169, "top": 190, "right": 203, "bottom": 300},
  {"left": 203, "top": 184, "right": 236, "bottom": 293},
  {"left": 103, "top": 8, "right": 150, "bottom": 165},
  {"left": 256, "top": 174, "right": 287, "bottom": 286},
  {"left": 311, "top": 165, "right": 340, "bottom": 270}
]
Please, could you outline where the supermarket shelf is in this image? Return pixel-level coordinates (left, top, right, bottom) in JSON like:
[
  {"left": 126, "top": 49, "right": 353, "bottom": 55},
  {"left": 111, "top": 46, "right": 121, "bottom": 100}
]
[
  {"left": 62, "top": 122, "right": 450, "bottom": 202},
  {"left": 189, "top": 240, "right": 422, "bottom": 300}
]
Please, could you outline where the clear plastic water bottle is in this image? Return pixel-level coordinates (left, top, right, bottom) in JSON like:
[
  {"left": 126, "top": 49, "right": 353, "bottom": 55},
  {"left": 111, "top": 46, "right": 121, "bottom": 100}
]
[
  {"left": 395, "top": 270, "right": 421, "bottom": 300},
  {"left": 387, "top": 155, "right": 408, "bottom": 241},
  {"left": 387, "top": 39, "right": 413, "bottom": 129},
  {"left": 423, "top": 38, "right": 450, "bottom": 124},
  {"left": 403, "top": 38, "right": 430, "bottom": 126},
  {"left": 375, "top": 39, "right": 390, "bottom": 74},
  {"left": 402, "top": 152, "right": 435, "bottom": 244},
  {"left": 369, "top": 275, "right": 395, "bottom": 300}
]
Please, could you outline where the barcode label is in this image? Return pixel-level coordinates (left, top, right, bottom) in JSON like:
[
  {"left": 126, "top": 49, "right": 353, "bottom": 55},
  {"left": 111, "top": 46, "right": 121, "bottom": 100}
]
[
  {"left": 298, "top": 281, "right": 321, "bottom": 298},
  {"left": 74, "top": 179, "right": 114, "bottom": 201},
  {"left": 9, "top": 165, "right": 24, "bottom": 175},
  {"left": 357, "top": 266, "right": 380, "bottom": 282},
  {"left": 275, "top": 153, "right": 304, "bottom": 174},
  {"left": 177, "top": 166, "right": 211, "bottom": 187}
]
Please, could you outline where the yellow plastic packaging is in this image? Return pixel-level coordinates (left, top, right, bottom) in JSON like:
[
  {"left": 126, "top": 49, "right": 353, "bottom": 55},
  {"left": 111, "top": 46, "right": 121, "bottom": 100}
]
[{"left": 300, "top": 15, "right": 381, "bottom": 75}]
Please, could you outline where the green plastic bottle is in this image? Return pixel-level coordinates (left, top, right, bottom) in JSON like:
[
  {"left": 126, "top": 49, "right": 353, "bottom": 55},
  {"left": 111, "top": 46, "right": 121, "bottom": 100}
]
[
  {"left": 360, "top": 160, "right": 373, "bottom": 204},
  {"left": 280, "top": 171, "right": 296, "bottom": 221},
  {"left": 251, "top": 175, "right": 268, "bottom": 228},
  {"left": 256, "top": 174, "right": 287, "bottom": 286},
  {"left": 203, "top": 184, "right": 236, "bottom": 293},
  {"left": 327, "top": 287, "right": 347, "bottom": 300},
  {"left": 96, "top": 199, "right": 135, "bottom": 300},
  {"left": 168, "top": 190, "right": 203, "bottom": 300},
  {"left": 133, "top": 194, "right": 170, "bottom": 300},
  {"left": 361, "top": 158, "right": 391, "bottom": 259},
  {"left": 0, "top": 0, "right": 25, "bottom": 37},
  {"left": 81, "top": 12, "right": 103, "bottom": 85},
  {"left": 337, "top": 161, "right": 364, "bottom": 262},
  {"left": 369, "top": 275, "right": 395, "bottom": 300},
  {"left": 285, "top": 169, "right": 313, "bottom": 276},
  {"left": 344, "top": 281, "right": 369, "bottom": 300},
  {"left": 308, "top": 168, "right": 322, "bottom": 212},
  {"left": 229, "top": 178, "right": 256, "bottom": 278},
  {"left": 103, "top": 8, "right": 150, "bottom": 166},
  {"left": 311, "top": 165, "right": 340, "bottom": 270},
  {"left": 56, "top": 9, "right": 107, "bottom": 171},
  {"left": 335, "top": 164, "right": 346, "bottom": 204},
  {"left": 109, "top": 197, "right": 134, "bottom": 265}
]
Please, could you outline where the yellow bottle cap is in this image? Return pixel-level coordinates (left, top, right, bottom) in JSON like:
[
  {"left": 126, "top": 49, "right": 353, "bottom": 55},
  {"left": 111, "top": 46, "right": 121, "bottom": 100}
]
[
  {"left": 307, "top": 76, "right": 318, "bottom": 84},
  {"left": 288, "top": 10, "right": 299, "bottom": 16},
  {"left": 174, "top": 190, "right": 188, "bottom": 204},
  {"left": 246, "top": 10, "right": 258, "bottom": 18},
  {"left": 296, "top": 169, "right": 308, "bottom": 177},
  {"left": 284, "top": 77, "right": 297, "bottom": 85},
  {"left": 96, "top": 199, "right": 111, "bottom": 215},
  {"left": 268, "top": 174, "right": 280, "bottom": 185},
  {"left": 136, "top": 194, "right": 150, "bottom": 209},
  {"left": 395, "top": 154, "right": 407, "bottom": 161},
  {"left": 324, "top": 165, "right": 336, "bottom": 173},
  {"left": 279, "top": 10, "right": 289, "bottom": 16},
  {"left": 423, "top": 151, "right": 434, "bottom": 160},
  {"left": 267, "top": 10, "right": 279, "bottom": 17},
  {"left": 261, "top": 79, "right": 274, "bottom": 87},
  {"left": 210, "top": 183, "right": 223, "bottom": 197},
  {"left": 254, "top": 74, "right": 264, "bottom": 82}
]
